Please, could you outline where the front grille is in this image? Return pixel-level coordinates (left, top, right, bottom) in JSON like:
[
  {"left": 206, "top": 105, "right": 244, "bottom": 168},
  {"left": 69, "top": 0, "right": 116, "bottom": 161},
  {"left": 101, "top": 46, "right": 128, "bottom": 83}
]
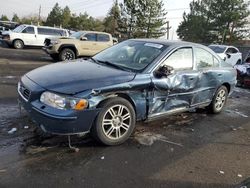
[
  {"left": 44, "top": 38, "right": 51, "bottom": 47},
  {"left": 18, "top": 82, "right": 31, "bottom": 101}
]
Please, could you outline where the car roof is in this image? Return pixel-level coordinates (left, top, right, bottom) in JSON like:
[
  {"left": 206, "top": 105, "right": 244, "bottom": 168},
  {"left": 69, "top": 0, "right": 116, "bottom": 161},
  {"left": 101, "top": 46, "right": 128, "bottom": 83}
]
[
  {"left": 130, "top": 38, "right": 207, "bottom": 48},
  {"left": 21, "top": 24, "right": 66, "bottom": 30},
  {"left": 79, "top": 30, "right": 111, "bottom": 35},
  {"left": 209, "top": 44, "right": 237, "bottom": 49}
]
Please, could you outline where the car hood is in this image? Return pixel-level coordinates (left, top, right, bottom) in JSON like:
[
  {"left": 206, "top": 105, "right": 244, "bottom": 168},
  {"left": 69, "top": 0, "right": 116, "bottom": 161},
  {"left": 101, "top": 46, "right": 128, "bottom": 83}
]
[{"left": 26, "top": 60, "right": 136, "bottom": 95}]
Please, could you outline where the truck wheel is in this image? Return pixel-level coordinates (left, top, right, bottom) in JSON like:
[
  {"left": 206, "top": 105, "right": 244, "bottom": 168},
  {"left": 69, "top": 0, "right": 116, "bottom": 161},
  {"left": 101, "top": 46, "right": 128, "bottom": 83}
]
[
  {"left": 13, "top": 39, "right": 24, "bottom": 49},
  {"left": 59, "top": 48, "right": 75, "bottom": 61},
  {"left": 91, "top": 97, "right": 136, "bottom": 146},
  {"left": 208, "top": 85, "right": 228, "bottom": 114}
]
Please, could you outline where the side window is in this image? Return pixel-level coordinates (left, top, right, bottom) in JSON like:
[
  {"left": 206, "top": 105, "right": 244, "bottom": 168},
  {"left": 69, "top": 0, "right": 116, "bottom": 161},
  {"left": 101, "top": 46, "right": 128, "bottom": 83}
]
[
  {"left": 226, "top": 48, "right": 238, "bottom": 54},
  {"left": 162, "top": 48, "right": 193, "bottom": 70},
  {"left": 22, "top": 27, "right": 35, "bottom": 34},
  {"left": 97, "top": 34, "right": 110, "bottom": 42},
  {"left": 195, "top": 48, "right": 213, "bottom": 69},
  {"left": 84, "top": 33, "right": 96, "bottom": 41}
]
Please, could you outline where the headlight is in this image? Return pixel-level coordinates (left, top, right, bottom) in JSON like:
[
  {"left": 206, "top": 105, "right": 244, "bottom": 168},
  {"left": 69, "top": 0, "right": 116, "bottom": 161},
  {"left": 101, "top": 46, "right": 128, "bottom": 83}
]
[
  {"left": 50, "top": 40, "right": 60, "bottom": 45},
  {"left": 40, "top": 91, "right": 88, "bottom": 110}
]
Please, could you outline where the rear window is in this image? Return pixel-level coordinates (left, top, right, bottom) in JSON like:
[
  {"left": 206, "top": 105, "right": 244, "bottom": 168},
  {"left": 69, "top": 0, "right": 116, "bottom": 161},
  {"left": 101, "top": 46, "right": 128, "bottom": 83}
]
[
  {"left": 38, "top": 28, "right": 65, "bottom": 36},
  {"left": 97, "top": 34, "right": 110, "bottom": 42}
]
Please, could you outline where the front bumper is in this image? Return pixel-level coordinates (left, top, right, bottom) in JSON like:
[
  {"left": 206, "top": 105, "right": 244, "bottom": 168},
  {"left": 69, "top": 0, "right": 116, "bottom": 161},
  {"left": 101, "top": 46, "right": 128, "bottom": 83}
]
[
  {"left": 18, "top": 77, "right": 100, "bottom": 135},
  {"left": 42, "top": 46, "right": 58, "bottom": 55}
]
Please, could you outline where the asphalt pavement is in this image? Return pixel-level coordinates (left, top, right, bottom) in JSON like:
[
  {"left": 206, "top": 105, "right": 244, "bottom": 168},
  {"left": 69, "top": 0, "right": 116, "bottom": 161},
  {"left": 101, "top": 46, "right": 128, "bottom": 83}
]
[{"left": 0, "top": 43, "right": 249, "bottom": 188}]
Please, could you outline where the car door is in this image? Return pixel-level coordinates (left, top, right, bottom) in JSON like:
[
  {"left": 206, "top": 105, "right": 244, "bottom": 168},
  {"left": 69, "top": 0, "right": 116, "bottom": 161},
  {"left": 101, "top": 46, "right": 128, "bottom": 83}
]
[
  {"left": 21, "top": 26, "right": 36, "bottom": 45},
  {"left": 79, "top": 33, "right": 97, "bottom": 56},
  {"left": 149, "top": 47, "right": 200, "bottom": 118},
  {"left": 194, "top": 47, "right": 222, "bottom": 105},
  {"left": 96, "top": 33, "right": 113, "bottom": 51},
  {"left": 225, "top": 47, "right": 241, "bottom": 66}
]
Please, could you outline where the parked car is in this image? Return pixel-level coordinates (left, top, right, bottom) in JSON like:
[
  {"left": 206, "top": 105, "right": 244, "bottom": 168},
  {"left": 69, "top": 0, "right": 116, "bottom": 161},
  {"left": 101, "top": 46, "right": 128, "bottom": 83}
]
[
  {"left": 18, "top": 39, "right": 237, "bottom": 145},
  {"left": 234, "top": 57, "right": 250, "bottom": 87},
  {"left": 43, "top": 31, "right": 113, "bottom": 61},
  {"left": 208, "top": 44, "right": 242, "bottom": 66},
  {"left": 2, "top": 24, "right": 69, "bottom": 49}
]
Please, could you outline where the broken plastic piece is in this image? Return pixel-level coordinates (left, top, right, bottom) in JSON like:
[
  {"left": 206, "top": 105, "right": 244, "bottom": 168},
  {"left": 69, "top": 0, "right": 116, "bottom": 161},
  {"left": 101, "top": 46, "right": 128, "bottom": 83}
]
[
  {"left": 8, "top": 128, "right": 17, "bottom": 134},
  {"left": 101, "top": 156, "right": 105, "bottom": 160},
  {"left": 68, "top": 135, "right": 79, "bottom": 152},
  {"left": 238, "top": 174, "right": 243, "bottom": 178},
  {"left": 219, "top": 171, "right": 225, "bottom": 174}
]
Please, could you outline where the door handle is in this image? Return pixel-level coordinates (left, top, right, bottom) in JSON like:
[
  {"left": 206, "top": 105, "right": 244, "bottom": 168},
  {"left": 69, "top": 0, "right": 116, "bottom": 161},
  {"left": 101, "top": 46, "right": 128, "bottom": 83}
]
[
  {"left": 189, "top": 77, "right": 194, "bottom": 81},
  {"left": 217, "top": 73, "right": 222, "bottom": 77}
]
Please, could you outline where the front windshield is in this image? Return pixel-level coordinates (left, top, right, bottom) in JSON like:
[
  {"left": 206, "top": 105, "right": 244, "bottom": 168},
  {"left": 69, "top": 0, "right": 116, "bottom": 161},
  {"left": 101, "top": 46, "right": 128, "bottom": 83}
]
[
  {"left": 70, "top": 31, "right": 85, "bottom": 39},
  {"left": 208, "top": 45, "right": 226, "bottom": 53},
  {"left": 13, "top": 25, "right": 25, "bottom": 33},
  {"left": 93, "top": 40, "right": 167, "bottom": 72}
]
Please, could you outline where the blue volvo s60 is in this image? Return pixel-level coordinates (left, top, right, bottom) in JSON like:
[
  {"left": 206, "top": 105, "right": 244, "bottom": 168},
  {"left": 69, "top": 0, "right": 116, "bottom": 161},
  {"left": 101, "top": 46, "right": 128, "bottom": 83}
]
[{"left": 18, "top": 39, "right": 237, "bottom": 145}]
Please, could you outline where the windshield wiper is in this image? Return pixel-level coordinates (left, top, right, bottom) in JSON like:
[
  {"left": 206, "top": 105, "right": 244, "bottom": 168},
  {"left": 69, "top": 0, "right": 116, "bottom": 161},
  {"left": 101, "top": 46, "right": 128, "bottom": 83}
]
[{"left": 96, "top": 60, "right": 127, "bottom": 71}]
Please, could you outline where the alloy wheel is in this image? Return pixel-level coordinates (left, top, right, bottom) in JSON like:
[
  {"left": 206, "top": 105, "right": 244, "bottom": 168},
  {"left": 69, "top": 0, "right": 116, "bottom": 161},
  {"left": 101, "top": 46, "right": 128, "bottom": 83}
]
[{"left": 101, "top": 104, "right": 131, "bottom": 140}]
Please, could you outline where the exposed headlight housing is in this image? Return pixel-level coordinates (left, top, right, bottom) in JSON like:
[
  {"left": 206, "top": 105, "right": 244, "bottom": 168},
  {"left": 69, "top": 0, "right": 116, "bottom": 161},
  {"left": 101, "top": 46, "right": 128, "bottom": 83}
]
[
  {"left": 40, "top": 91, "right": 88, "bottom": 110},
  {"left": 50, "top": 39, "right": 60, "bottom": 45}
]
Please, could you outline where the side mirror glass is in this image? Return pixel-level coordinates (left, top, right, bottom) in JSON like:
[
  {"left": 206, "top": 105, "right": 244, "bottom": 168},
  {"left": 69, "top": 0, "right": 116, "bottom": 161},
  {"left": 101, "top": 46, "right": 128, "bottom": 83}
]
[
  {"left": 154, "top": 65, "right": 174, "bottom": 78},
  {"left": 80, "top": 36, "right": 87, "bottom": 41}
]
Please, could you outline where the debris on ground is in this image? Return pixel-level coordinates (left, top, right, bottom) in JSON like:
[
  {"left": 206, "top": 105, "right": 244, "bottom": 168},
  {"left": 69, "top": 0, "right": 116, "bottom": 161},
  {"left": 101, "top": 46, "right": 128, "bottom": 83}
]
[
  {"left": 219, "top": 170, "right": 225, "bottom": 174},
  {"left": 7, "top": 127, "right": 17, "bottom": 134},
  {"left": 24, "top": 126, "right": 29, "bottom": 129},
  {"left": 226, "top": 110, "right": 248, "bottom": 118},
  {"left": 175, "top": 119, "right": 193, "bottom": 126},
  {"left": 0, "top": 169, "right": 7, "bottom": 173},
  {"left": 101, "top": 156, "right": 105, "bottom": 160},
  {"left": 238, "top": 174, "right": 243, "bottom": 178},
  {"left": 134, "top": 132, "right": 183, "bottom": 147},
  {"left": 25, "top": 146, "right": 51, "bottom": 155}
]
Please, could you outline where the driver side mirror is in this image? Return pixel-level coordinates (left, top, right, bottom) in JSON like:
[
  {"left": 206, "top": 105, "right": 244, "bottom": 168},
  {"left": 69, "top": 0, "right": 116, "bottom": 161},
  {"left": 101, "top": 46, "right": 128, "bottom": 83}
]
[
  {"left": 80, "top": 36, "right": 87, "bottom": 41},
  {"left": 154, "top": 65, "right": 174, "bottom": 78},
  {"left": 226, "top": 53, "right": 231, "bottom": 59}
]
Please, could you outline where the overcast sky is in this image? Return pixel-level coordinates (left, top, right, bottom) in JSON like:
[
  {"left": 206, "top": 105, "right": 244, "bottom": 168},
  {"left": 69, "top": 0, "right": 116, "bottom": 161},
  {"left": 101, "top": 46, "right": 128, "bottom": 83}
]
[{"left": 0, "top": 0, "right": 192, "bottom": 39}]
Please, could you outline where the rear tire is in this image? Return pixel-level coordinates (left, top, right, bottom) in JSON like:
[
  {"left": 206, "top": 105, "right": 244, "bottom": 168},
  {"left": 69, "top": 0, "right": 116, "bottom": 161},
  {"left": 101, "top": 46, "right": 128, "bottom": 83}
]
[
  {"left": 208, "top": 86, "right": 228, "bottom": 114},
  {"left": 13, "top": 39, "right": 24, "bottom": 49},
  {"left": 59, "top": 48, "right": 76, "bottom": 61},
  {"left": 91, "top": 97, "right": 136, "bottom": 146}
]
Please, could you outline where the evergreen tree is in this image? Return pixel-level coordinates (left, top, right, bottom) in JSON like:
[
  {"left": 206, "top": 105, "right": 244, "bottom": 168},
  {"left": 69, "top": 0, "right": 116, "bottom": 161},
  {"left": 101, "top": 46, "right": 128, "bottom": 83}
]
[
  {"left": 136, "top": 0, "right": 167, "bottom": 38},
  {"left": 62, "top": 6, "right": 71, "bottom": 28},
  {"left": 12, "top": 14, "right": 20, "bottom": 22},
  {"left": 46, "top": 3, "right": 63, "bottom": 27},
  {"left": 177, "top": 0, "right": 250, "bottom": 43},
  {"left": 1, "top": 15, "right": 9, "bottom": 21},
  {"left": 104, "top": 0, "right": 121, "bottom": 37}
]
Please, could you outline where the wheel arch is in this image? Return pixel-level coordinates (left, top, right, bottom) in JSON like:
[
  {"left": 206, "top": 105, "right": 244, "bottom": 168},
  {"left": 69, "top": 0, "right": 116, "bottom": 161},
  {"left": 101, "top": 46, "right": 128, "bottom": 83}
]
[
  {"left": 221, "top": 82, "right": 231, "bottom": 93},
  {"left": 12, "top": 38, "right": 25, "bottom": 46},
  {"left": 58, "top": 44, "right": 78, "bottom": 56},
  {"left": 95, "top": 92, "right": 147, "bottom": 121}
]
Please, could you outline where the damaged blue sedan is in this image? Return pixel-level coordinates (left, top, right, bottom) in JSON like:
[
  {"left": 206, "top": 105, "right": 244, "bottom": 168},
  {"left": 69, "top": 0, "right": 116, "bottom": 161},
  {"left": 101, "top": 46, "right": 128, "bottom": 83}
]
[{"left": 18, "top": 39, "right": 237, "bottom": 145}]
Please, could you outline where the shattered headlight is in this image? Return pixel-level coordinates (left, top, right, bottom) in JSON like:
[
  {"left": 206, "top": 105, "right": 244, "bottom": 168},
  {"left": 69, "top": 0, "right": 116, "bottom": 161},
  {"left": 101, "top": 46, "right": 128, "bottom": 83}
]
[{"left": 40, "top": 91, "right": 88, "bottom": 110}]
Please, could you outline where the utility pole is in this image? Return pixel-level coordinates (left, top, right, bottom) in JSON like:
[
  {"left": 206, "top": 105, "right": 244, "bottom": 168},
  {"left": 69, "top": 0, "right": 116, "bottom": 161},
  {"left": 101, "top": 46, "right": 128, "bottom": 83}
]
[
  {"left": 38, "top": 5, "right": 41, "bottom": 24},
  {"left": 166, "top": 21, "right": 171, "bottom": 40}
]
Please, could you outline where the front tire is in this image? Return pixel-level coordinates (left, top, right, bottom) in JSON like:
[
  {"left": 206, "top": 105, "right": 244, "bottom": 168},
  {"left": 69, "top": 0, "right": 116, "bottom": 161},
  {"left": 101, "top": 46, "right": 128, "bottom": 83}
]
[
  {"left": 208, "top": 86, "right": 228, "bottom": 114},
  {"left": 13, "top": 39, "right": 24, "bottom": 49},
  {"left": 92, "top": 97, "right": 136, "bottom": 146},
  {"left": 59, "top": 48, "right": 76, "bottom": 61}
]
